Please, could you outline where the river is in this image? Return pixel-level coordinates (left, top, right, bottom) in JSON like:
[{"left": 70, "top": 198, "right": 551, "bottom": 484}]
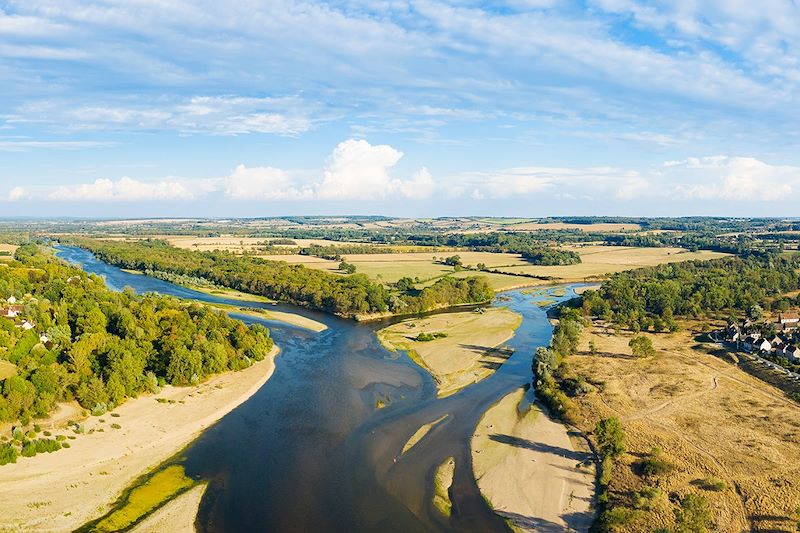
[{"left": 56, "top": 245, "right": 581, "bottom": 533}]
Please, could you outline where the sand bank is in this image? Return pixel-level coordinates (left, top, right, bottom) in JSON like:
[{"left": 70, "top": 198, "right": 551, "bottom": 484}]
[
  {"left": 0, "top": 345, "right": 278, "bottom": 532},
  {"left": 377, "top": 307, "right": 521, "bottom": 396},
  {"left": 129, "top": 483, "right": 207, "bottom": 533},
  {"left": 471, "top": 387, "right": 595, "bottom": 532}
]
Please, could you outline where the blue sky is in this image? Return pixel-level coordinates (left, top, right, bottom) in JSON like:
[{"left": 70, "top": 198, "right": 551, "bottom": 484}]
[{"left": 1, "top": 0, "right": 800, "bottom": 217}]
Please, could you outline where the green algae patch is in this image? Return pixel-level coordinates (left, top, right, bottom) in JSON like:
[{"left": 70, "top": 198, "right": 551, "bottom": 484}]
[{"left": 83, "top": 465, "right": 196, "bottom": 532}]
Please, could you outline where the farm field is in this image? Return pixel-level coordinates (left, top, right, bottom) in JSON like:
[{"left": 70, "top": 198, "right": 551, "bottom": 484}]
[
  {"left": 566, "top": 323, "right": 800, "bottom": 532},
  {"left": 276, "top": 245, "right": 729, "bottom": 289},
  {"left": 495, "top": 246, "right": 728, "bottom": 280},
  {"left": 163, "top": 235, "right": 370, "bottom": 251},
  {"left": 506, "top": 221, "right": 642, "bottom": 232},
  {"left": 0, "top": 243, "right": 18, "bottom": 261}
]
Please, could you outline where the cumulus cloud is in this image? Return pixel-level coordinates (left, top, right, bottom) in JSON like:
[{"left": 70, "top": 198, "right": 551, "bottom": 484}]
[
  {"left": 225, "top": 164, "right": 311, "bottom": 200},
  {"left": 316, "top": 139, "right": 434, "bottom": 200},
  {"left": 49, "top": 177, "right": 195, "bottom": 201},
  {"left": 455, "top": 166, "right": 644, "bottom": 200},
  {"left": 670, "top": 156, "right": 800, "bottom": 201},
  {"left": 7, "top": 186, "right": 25, "bottom": 201}
]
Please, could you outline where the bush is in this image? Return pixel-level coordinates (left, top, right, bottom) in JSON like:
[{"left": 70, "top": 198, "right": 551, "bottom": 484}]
[
  {"left": 675, "top": 493, "right": 712, "bottom": 533},
  {"left": 633, "top": 486, "right": 663, "bottom": 510},
  {"left": 629, "top": 335, "right": 656, "bottom": 357},
  {"left": 696, "top": 476, "right": 726, "bottom": 492},
  {"left": 0, "top": 443, "right": 17, "bottom": 465},
  {"left": 415, "top": 331, "right": 448, "bottom": 342},
  {"left": 640, "top": 448, "right": 674, "bottom": 477},
  {"left": 21, "top": 441, "right": 37, "bottom": 457},
  {"left": 595, "top": 417, "right": 626, "bottom": 459},
  {"left": 91, "top": 402, "right": 108, "bottom": 416},
  {"left": 111, "top": 423, "right": 121, "bottom": 430},
  {"left": 597, "top": 506, "right": 639, "bottom": 532}
]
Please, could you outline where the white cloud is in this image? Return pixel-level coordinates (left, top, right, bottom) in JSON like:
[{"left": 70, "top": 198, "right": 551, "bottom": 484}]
[
  {"left": 0, "top": 140, "right": 114, "bottom": 151},
  {"left": 670, "top": 156, "right": 800, "bottom": 201},
  {"left": 317, "top": 139, "right": 434, "bottom": 200},
  {"left": 7, "top": 186, "right": 25, "bottom": 201},
  {"left": 225, "top": 164, "right": 310, "bottom": 200},
  {"left": 49, "top": 177, "right": 195, "bottom": 201}
]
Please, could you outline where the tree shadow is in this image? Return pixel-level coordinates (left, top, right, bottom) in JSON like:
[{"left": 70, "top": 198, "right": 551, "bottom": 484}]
[
  {"left": 488, "top": 433, "right": 592, "bottom": 463},
  {"left": 498, "top": 510, "right": 594, "bottom": 533}
]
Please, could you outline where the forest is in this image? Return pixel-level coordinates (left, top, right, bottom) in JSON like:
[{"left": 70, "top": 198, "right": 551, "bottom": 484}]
[
  {"left": 0, "top": 244, "right": 274, "bottom": 426},
  {"left": 581, "top": 254, "right": 800, "bottom": 330},
  {"left": 66, "top": 239, "right": 495, "bottom": 317}
]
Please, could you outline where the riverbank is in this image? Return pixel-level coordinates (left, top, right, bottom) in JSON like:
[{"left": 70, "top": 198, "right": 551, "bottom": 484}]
[
  {"left": 0, "top": 345, "right": 279, "bottom": 532},
  {"left": 471, "top": 387, "right": 595, "bottom": 532},
  {"left": 213, "top": 303, "right": 327, "bottom": 332},
  {"left": 376, "top": 307, "right": 522, "bottom": 397}
]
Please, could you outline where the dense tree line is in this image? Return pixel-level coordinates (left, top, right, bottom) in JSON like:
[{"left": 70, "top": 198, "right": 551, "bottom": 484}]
[
  {"left": 581, "top": 255, "right": 800, "bottom": 330},
  {"left": 0, "top": 244, "right": 274, "bottom": 425},
  {"left": 67, "top": 239, "right": 494, "bottom": 317}
]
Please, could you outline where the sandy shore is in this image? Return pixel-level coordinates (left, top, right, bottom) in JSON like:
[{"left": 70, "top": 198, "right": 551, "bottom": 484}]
[
  {"left": 471, "top": 387, "right": 595, "bottom": 532},
  {"left": 130, "top": 483, "right": 207, "bottom": 533},
  {"left": 219, "top": 305, "right": 327, "bottom": 332},
  {"left": 377, "top": 307, "right": 521, "bottom": 396},
  {"left": 0, "top": 345, "right": 279, "bottom": 532}
]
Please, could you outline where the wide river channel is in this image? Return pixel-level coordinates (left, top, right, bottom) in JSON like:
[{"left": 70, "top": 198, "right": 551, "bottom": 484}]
[{"left": 57, "top": 245, "right": 581, "bottom": 533}]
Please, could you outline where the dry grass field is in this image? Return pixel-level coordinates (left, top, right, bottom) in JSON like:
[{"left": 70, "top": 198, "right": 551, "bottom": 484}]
[
  {"left": 265, "top": 245, "right": 729, "bottom": 290},
  {"left": 163, "top": 235, "right": 368, "bottom": 252},
  {"left": 377, "top": 308, "right": 522, "bottom": 396},
  {"left": 507, "top": 222, "right": 642, "bottom": 232},
  {"left": 496, "top": 246, "right": 728, "bottom": 280},
  {"left": 564, "top": 323, "right": 800, "bottom": 532},
  {"left": 0, "top": 243, "right": 18, "bottom": 261},
  {"left": 0, "top": 360, "right": 16, "bottom": 380}
]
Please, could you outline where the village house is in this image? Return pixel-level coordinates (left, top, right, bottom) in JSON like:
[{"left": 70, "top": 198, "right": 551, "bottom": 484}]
[
  {"left": 0, "top": 305, "right": 22, "bottom": 318},
  {"left": 783, "top": 345, "right": 800, "bottom": 362},
  {"left": 778, "top": 312, "right": 800, "bottom": 331},
  {"left": 743, "top": 336, "right": 771, "bottom": 353}
]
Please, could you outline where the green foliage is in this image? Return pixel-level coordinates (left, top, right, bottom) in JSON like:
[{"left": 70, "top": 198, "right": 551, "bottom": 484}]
[
  {"left": 629, "top": 335, "right": 656, "bottom": 358},
  {"left": 675, "top": 493, "right": 712, "bottom": 533},
  {"left": 0, "top": 245, "right": 274, "bottom": 424},
  {"left": 640, "top": 447, "right": 674, "bottom": 477},
  {"left": 595, "top": 505, "right": 639, "bottom": 532},
  {"left": 595, "top": 417, "right": 626, "bottom": 460},
  {"left": 0, "top": 443, "right": 17, "bottom": 465},
  {"left": 696, "top": 476, "right": 726, "bottom": 492},
  {"left": 521, "top": 247, "right": 581, "bottom": 266},
  {"left": 582, "top": 255, "right": 800, "bottom": 326},
  {"left": 415, "top": 331, "right": 448, "bottom": 342},
  {"left": 72, "top": 238, "right": 494, "bottom": 317},
  {"left": 338, "top": 260, "right": 357, "bottom": 274}
]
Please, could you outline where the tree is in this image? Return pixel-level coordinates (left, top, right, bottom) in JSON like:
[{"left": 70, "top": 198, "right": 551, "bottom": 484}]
[
  {"left": 588, "top": 340, "right": 597, "bottom": 354},
  {"left": 629, "top": 335, "right": 655, "bottom": 358},
  {"left": 675, "top": 493, "right": 712, "bottom": 533},
  {"left": 339, "top": 260, "right": 356, "bottom": 274},
  {"left": 748, "top": 304, "right": 764, "bottom": 321},
  {"left": 595, "top": 417, "right": 625, "bottom": 459}
]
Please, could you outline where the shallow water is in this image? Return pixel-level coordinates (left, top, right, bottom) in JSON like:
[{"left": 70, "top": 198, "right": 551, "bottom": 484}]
[{"left": 57, "top": 246, "right": 579, "bottom": 532}]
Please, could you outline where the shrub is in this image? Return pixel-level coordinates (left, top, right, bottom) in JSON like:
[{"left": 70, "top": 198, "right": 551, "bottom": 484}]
[
  {"left": 415, "top": 332, "right": 448, "bottom": 342},
  {"left": 25, "top": 430, "right": 36, "bottom": 439},
  {"left": 629, "top": 335, "right": 656, "bottom": 357},
  {"left": 595, "top": 417, "right": 626, "bottom": 459},
  {"left": 597, "top": 506, "right": 639, "bottom": 532},
  {"left": 675, "top": 493, "right": 712, "bottom": 533},
  {"left": 0, "top": 443, "right": 17, "bottom": 465},
  {"left": 11, "top": 427, "right": 24, "bottom": 441},
  {"left": 91, "top": 402, "right": 108, "bottom": 416},
  {"left": 640, "top": 448, "right": 674, "bottom": 477},
  {"left": 62, "top": 442, "right": 71, "bottom": 449},
  {"left": 43, "top": 430, "right": 51, "bottom": 437},
  {"left": 111, "top": 423, "right": 121, "bottom": 430},
  {"left": 633, "top": 486, "right": 663, "bottom": 510},
  {"left": 33, "top": 424, "right": 41, "bottom": 433},
  {"left": 21, "top": 441, "right": 37, "bottom": 457},
  {"left": 696, "top": 476, "right": 726, "bottom": 492}
]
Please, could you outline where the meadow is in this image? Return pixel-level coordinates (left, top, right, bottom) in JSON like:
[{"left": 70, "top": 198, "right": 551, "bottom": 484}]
[{"left": 567, "top": 322, "right": 800, "bottom": 532}]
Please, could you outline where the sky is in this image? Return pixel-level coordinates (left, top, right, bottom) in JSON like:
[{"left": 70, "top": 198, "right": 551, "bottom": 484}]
[{"left": 1, "top": 0, "right": 800, "bottom": 218}]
